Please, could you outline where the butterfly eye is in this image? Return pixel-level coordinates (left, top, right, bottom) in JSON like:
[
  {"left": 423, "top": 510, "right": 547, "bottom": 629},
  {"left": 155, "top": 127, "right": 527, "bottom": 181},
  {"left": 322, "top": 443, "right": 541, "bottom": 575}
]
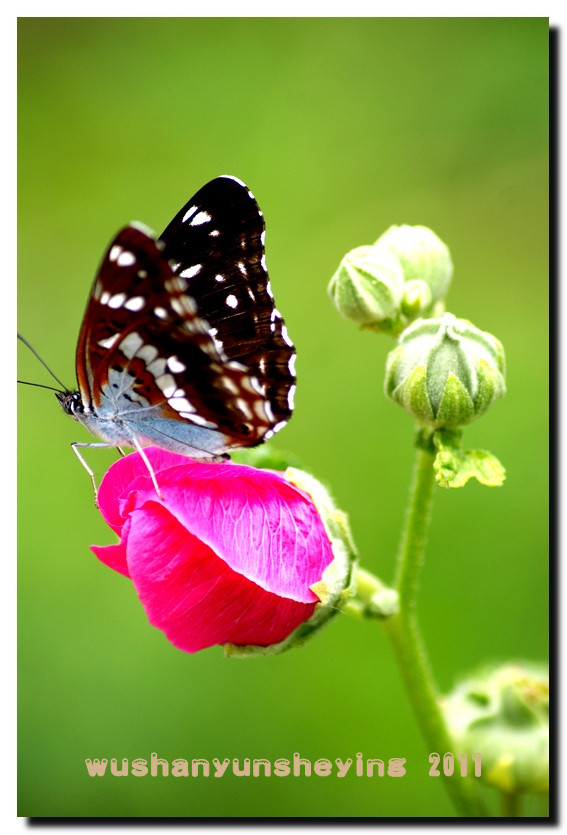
[{"left": 56, "top": 391, "right": 84, "bottom": 417}]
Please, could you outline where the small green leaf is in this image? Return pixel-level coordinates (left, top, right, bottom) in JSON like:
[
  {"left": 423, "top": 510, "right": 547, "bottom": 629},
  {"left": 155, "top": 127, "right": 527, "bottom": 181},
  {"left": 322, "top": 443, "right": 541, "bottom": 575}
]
[{"left": 434, "top": 446, "right": 506, "bottom": 488}]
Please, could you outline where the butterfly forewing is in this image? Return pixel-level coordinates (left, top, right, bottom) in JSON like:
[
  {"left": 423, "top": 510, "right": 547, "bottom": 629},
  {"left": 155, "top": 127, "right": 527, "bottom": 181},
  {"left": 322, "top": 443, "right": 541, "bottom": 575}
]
[
  {"left": 74, "top": 177, "right": 296, "bottom": 455},
  {"left": 159, "top": 175, "right": 296, "bottom": 426}
]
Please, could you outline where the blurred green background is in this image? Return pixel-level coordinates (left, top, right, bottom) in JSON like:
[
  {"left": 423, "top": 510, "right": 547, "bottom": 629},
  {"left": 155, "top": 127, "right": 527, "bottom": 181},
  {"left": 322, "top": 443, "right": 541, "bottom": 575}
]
[{"left": 18, "top": 18, "right": 548, "bottom": 818}]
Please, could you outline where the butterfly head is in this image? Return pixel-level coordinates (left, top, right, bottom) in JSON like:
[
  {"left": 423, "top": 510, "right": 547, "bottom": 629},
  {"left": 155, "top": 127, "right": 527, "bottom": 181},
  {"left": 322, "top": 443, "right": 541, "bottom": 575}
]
[{"left": 56, "top": 390, "right": 85, "bottom": 419}]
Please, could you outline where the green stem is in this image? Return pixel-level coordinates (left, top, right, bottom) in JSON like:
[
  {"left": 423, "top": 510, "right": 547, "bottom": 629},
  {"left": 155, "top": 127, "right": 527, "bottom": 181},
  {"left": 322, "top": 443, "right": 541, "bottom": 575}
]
[{"left": 383, "top": 447, "right": 490, "bottom": 817}]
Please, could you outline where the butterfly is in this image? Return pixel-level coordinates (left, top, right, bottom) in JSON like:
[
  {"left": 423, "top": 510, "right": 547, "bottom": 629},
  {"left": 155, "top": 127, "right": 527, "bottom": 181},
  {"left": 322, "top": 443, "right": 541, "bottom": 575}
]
[{"left": 51, "top": 176, "right": 296, "bottom": 491}]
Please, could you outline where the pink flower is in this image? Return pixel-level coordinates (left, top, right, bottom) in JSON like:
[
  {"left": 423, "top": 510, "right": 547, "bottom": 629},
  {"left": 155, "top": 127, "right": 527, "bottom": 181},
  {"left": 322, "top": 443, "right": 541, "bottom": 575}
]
[{"left": 92, "top": 447, "right": 335, "bottom": 654}]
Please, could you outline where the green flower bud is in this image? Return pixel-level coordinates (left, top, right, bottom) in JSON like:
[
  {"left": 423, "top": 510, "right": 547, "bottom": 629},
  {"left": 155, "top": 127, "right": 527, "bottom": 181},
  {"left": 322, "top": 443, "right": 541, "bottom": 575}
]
[
  {"left": 385, "top": 313, "right": 506, "bottom": 429},
  {"left": 441, "top": 663, "right": 549, "bottom": 796},
  {"left": 327, "top": 245, "right": 404, "bottom": 330},
  {"left": 400, "top": 279, "right": 433, "bottom": 319},
  {"left": 375, "top": 224, "right": 453, "bottom": 305}
]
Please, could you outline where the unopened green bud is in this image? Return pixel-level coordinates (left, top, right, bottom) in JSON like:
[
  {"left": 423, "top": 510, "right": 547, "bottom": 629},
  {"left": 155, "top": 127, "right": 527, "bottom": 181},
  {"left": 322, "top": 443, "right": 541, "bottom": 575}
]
[
  {"left": 400, "top": 279, "right": 433, "bottom": 319},
  {"left": 441, "top": 663, "right": 549, "bottom": 796},
  {"left": 385, "top": 313, "right": 506, "bottom": 429},
  {"left": 328, "top": 245, "right": 404, "bottom": 330},
  {"left": 375, "top": 224, "right": 453, "bottom": 305}
]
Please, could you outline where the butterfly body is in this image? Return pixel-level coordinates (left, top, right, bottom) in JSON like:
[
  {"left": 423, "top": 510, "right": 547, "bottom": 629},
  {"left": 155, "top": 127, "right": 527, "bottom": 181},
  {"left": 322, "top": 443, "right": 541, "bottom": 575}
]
[{"left": 59, "top": 176, "right": 296, "bottom": 460}]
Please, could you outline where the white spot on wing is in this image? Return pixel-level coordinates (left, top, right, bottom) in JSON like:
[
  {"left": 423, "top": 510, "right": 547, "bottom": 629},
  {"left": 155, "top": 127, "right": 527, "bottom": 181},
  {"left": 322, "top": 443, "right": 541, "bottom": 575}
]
[
  {"left": 137, "top": 344, "right": 158, "bottom": 364},
  {"left": 190, "top": 414, "right": 219, "bottom": 429},
  {"left": 97, "top": 333, "right": 120, "bottom": 349},
  {"left": 179, "top": 264, "right": 202, "bottom": 279},
  {"left": 154, "top": 306, "right": 168, "bottom": 319},
  {"left": 220, "top": 376, "right": 239, "bottom": 395},
  {"left": 287, "top": 384, "right": 296, "bottom": 411},
  {"left": 117, "top": 250, "right": 136, "bottom": 267},
  {"left": 281, "top": 324, "right": 293, "bottom": 347},
  {"left": 288, "top": 354, "right": 297, "bottom": 376},
  {"left": 165, "top": 277, "right": 187, "bottom": 293},
  {"left": 226, "top": 294, "right": 238, "bottom": 309},
  {"left": 209, "top": 327, "right": 224, "bottom": 353},
  {"left": 167, "top": 355, "right": 186, "bottom": 373},
  {"left": 109, "top": 245, "right": 122, "bottom": 262},
  {"left": 190, "top": 210, "right": 212, "bottom": 226},
  {"left": 168, "top": 396, "right": 196, "bottom": 413},
  {"left": 108, "top": 293, "right": 127, "bottom": 309},
  {"left": 147, "top": 357, "right": 167, "bottom": 377},
  {"left": 182, "top": 206, "right": 198, "bottom": 223},
  {"left": 124, "top": 296, "right": 145, "bottom": 312},
  {"left": 235, "top": 397, "right": 253, "bottom": 420},
  {"left": 220, "top": 174, "right": 246, "bottom": 188},
  {"left": 156, "top": 374, "right": 177, "bottom": 398},
  {"left": 250, "top": 377, "right": 265, "bottom": 395},
  {"left": 120, "top": 332, "right": 143, "bottom": 359}
]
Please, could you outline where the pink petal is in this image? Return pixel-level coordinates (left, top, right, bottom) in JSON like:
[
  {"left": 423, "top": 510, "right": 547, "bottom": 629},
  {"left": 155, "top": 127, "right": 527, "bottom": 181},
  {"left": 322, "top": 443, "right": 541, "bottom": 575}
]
[
  {"left": 126, "top": 502, "right": 316, "bottom": 652},
  {"left": 118, "top": 450, "right": 333, "bottom": 603},
  {"left": 96, "top": 448, "right": 186, "bottom": 535}
]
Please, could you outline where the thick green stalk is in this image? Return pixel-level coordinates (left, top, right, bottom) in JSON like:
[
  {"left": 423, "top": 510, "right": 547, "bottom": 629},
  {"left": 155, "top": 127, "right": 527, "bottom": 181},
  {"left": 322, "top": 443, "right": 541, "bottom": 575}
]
[{"left": 383, "top": 447, "right": 489, "bottom": 817}]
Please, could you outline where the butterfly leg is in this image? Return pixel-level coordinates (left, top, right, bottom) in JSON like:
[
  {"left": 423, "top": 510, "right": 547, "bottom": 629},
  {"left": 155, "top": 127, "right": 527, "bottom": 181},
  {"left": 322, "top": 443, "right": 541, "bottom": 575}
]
[
  {"left": 130, "top": 436, "right": 163, "bottom": 499},
  {"left": 71, "top": 441, "right": 113, "bottom": 506}
]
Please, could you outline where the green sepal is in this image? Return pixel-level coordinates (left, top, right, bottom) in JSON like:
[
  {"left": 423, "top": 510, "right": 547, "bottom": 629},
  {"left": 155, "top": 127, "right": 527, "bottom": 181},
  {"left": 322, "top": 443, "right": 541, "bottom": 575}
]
[
  {"left": 432, "top": 429, "right": 506, "bottom": 488},
  {"left": 387, "top": 362, "right": 435, "bottom": 424},
  {"left": 435, "top": 372, "right": 475, "bottom": 427},
  {"left": 347, "top": 567, "right": 399, "bottom": 620}
]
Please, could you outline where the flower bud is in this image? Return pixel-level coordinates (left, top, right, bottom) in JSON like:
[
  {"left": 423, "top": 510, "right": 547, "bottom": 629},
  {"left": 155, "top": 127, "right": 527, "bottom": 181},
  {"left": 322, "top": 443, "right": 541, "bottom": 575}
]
[
  {"left": 441, "top": 663, "right": 549, "bottom": 796},
  {"left": 385, "top": 313, "right": 506, "bottom": 429},
  {"left": 400, "top": 279, "right": 433, "bottom": 319},
  {"left": 375, "top": 224, "right": 453, "bottom": 305},
  {"left": 327, "top": 245, "right": 404, "bottom": 330}
]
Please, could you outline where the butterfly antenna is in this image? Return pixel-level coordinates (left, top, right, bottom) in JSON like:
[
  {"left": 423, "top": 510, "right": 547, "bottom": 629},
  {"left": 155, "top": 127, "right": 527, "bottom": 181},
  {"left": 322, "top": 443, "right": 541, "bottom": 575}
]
[
  {"left": 17, "top": 333, "right": 68, "bottom": 391},
  {"left": 17, "top": 379, "right": 63, "bottom": 393}
]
